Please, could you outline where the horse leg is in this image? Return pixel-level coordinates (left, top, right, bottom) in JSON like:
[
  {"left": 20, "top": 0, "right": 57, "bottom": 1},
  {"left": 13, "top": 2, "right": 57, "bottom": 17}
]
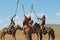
[
  {"left": 40, "top": 30, "right": 42, "bottom": 40},
  {"left": 1, "top": 35, "right": 5, "bottom": 40},
  {"left": 1, "top": 34, "right": 2, "bottom": 40},
  {"left": 25, "top": 29, "right": 32, "bottom": 40},
  {"left": 25, "top": 33, "right": 30, "bottom": 40},
  {"left": 2, "top": 33, "right": 5, "bottom": 40},
  {"left": 36, "top": 33, "right": 39, "bottom": 40},
  {"left": 3, "top": 36, "right": 5, "bottom": 40},
  {"left": 12, "top": 35, "right": 16, "bottom": 40},
  {"left": 48, "top": 33, "right": 50, "bottom": 40},
  {"left": 24, "top": 31, "right": 27, "bottom": 39}
]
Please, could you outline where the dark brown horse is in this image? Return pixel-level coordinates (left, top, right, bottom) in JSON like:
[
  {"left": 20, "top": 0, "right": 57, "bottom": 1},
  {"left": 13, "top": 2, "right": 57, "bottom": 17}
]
[
  {"left": 32, "top": 23, "right": 55, "bottom": 40},
  {"left": 0, "top": 25, "right": 22, "bottom": 40},
  {"left": 40, "top": 27, "right": 55, "bottom": 40}
]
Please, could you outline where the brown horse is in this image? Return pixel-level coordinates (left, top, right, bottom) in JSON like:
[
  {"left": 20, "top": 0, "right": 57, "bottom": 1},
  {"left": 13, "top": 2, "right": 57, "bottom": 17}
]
[
  {"left": 23, "top": 17, "right": 40, "bottom": 40},
  {"left": 0, "top": 25, "right": 22, "bottom": 40},
  {"left": 23, "top": 17, "right": 55, "bottom": 40},
  {"left": 40, "top": 27, "right": 55, "bottom": 40},
  {"left": 31, "top": 23, "right": 55, "bottom": 40},
  {"left": 25, "top": 23, "right": 55, "bottom": 40},
  {"left": 32, "top": 23, "right": 55, "bottom": 40}
]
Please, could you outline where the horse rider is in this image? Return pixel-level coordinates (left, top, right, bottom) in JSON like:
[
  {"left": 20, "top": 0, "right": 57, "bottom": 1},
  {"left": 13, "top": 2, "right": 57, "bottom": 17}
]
[
  {"left": 23, "top": 15, "right": 28, "bottom": 26},
  {"left": 38, "top": 15, "right": 46, "bottom": 32},
  {"left": 28, "top": 16, "right": 33, "bottom": 27},
  {"left": 23, "top": 15, "right": 29, "bottom": 34},
  {"left": 8, "top": 14, "right": 16, "bottom": 33}
]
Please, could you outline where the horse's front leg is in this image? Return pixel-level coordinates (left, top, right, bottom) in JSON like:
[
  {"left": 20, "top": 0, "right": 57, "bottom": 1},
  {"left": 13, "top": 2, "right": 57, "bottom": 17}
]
[
  {"left": 2, "top": 33, "right": 5, "bottom": 40},
  {"left": 40, "top": 30, "right": 42, "bottom": 40},
  {"left": 2, "top": 35, "right": 5, "bottom": 40},
  {"left": 48, "top": 33, "right": 50, "bottom": 40},
  {"left": 1, "top": 34, "right": 2, "bottom": 40},
  {"left": 12, "top": 35, "right": 16, "bottom": 40}
]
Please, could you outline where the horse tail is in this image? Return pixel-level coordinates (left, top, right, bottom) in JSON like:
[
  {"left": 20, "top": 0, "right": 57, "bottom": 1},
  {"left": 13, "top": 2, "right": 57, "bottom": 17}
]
[{"left": 50, "top": 29, "right": 55, "bottom": 40}]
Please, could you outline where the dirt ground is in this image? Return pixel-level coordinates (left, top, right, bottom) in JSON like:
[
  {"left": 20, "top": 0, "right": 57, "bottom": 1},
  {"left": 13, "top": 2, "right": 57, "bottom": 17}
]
[{"left": 0, "top": 30, "right": 60, "bottom": 40}]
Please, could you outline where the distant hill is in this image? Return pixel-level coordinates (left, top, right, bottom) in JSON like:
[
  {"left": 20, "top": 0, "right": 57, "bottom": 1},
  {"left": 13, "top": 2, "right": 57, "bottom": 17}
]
[{"left": 46, "top": 24, "right": 60, "bottom": 27}]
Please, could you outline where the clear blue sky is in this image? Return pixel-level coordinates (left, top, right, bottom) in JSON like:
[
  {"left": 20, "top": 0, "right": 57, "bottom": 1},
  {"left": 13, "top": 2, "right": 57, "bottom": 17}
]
[{"left": 0, "top": 0, "right": 60, "bottom": 30}]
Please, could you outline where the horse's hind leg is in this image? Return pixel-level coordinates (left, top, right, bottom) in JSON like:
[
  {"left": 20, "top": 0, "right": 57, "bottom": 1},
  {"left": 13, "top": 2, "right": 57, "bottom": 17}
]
[{"left": 36, "top": 33, "right": 39, "bottom": 40}]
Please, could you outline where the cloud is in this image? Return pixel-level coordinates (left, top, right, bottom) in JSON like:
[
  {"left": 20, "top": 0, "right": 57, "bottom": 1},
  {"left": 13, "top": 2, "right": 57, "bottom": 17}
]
[
  {"left": 26, "top": 13, "right": 35, "bottom": 18},
  {"left": 46, "top": 20, "right": 56, "bottom": 24},
  {"left": 56, "top": 12, "right": 60, "bottom": 16},
  {"left": 7, "top": 16, "right": 19, "bottom": 21},
  {"left": 14, "top": 16, "right": 23, "bottom": 27},
  {"left": 15, "top": 16, "right": 19, "bottom": 19},
  {"left": 58, "top": 20, "right": 60, "bottom": 22}
]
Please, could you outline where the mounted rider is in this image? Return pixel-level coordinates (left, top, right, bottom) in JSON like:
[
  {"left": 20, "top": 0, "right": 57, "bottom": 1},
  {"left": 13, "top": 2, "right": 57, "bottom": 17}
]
[
  {"left": 23, "top": 15, "right": 28, "bottom": 26},
  {"left": 8, "top": 14, "right": 16, "bottom": 33},
  {"left": 28, "top": 16, "right": 33, "bottom": 27},
  {"left": 38, "top": 15, "right": 46, "bottom": 31},
  {"left": 23, "top": 15, "right": 33, "bottom": 28}
]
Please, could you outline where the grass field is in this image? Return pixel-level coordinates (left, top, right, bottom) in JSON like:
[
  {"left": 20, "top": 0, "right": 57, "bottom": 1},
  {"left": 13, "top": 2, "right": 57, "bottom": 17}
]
[{"left": 0, "top": 24, "right": 60, "bottom": 40}]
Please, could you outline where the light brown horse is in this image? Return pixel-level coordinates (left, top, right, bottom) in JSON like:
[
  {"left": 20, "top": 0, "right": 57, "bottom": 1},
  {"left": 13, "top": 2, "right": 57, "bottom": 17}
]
[{"left": 0, "top": 25, "right": 22, "bottom": 40}]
